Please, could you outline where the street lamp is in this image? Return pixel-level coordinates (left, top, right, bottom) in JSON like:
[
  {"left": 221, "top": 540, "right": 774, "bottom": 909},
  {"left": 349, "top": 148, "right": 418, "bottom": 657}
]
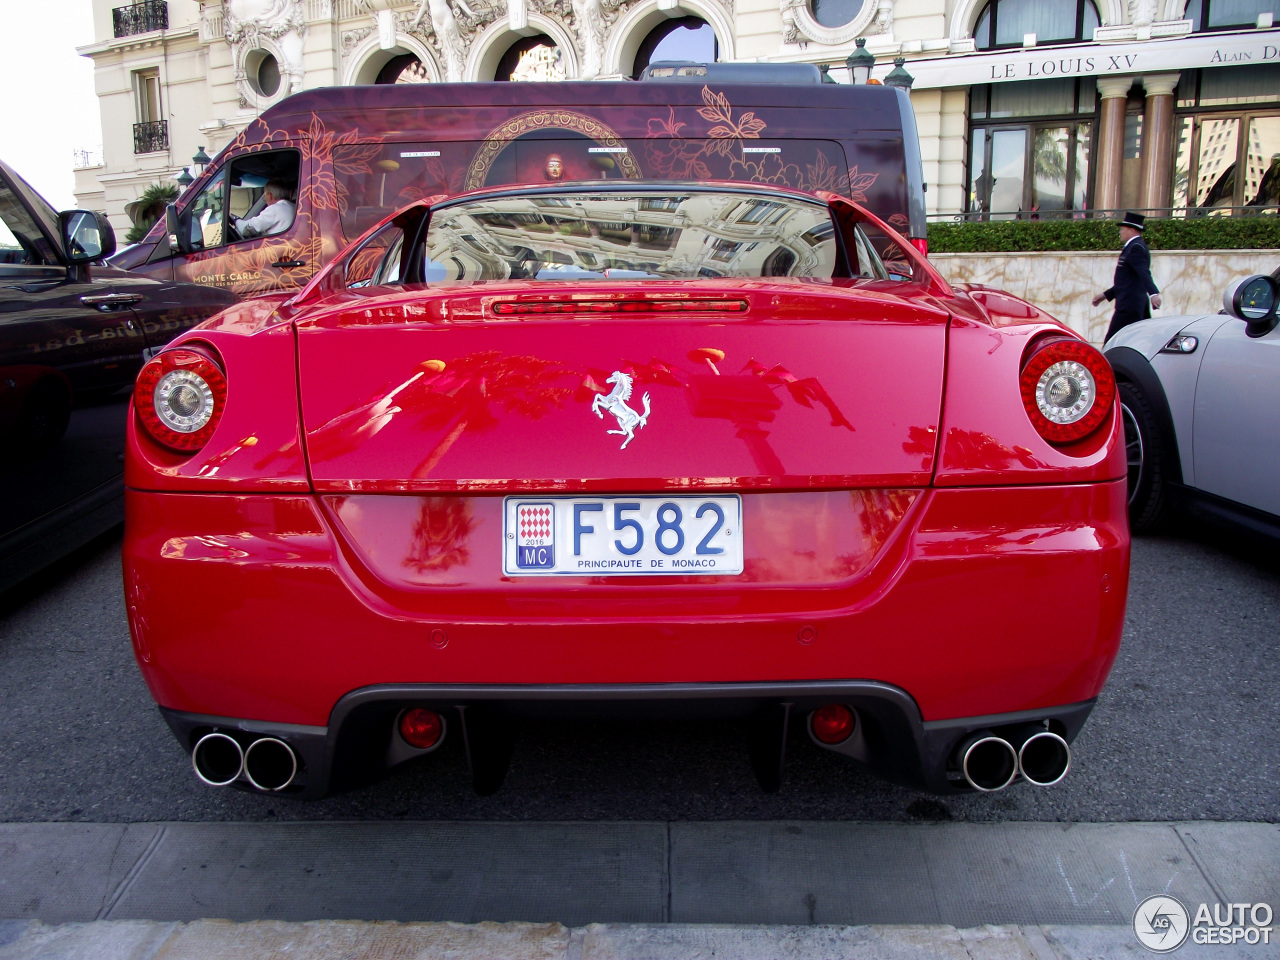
[
  {"left": 845, "top": 38, "right": 875, "bottom": 85},
  {"left": 175, "top": 167, "right": 193, "bottom": 188},
  {"left": 192, "top": 146, "right": 211, "bottom": 173},
  {"left": 884, "top": 57, "right": 915, "bottom": 90}
]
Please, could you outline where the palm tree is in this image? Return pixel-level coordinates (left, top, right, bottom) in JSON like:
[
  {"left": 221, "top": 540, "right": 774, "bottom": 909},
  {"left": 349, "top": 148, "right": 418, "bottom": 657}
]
[{"left": 124, "top": 182, "right": 179, "bottom": 244}]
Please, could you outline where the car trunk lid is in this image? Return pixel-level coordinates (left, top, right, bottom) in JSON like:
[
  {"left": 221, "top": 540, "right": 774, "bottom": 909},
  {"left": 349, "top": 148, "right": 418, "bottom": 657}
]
[{"left": 294, "top": 280, "right": 947, "bottom": 492}]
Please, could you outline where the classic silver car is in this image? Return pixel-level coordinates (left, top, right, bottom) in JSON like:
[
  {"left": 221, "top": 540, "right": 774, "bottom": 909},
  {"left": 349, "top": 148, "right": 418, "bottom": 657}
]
[{"left": 1105, "top": 269, "right": 1280, "bottom": 537}]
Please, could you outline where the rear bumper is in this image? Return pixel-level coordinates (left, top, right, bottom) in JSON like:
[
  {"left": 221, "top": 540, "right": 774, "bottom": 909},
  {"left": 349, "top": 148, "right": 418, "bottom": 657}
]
[
  {"left": 127, "top": 481, "right": 1127, "bottom": 794},
  {"left": 160, "top": 684, "right": 1097, "bottom": 798}
]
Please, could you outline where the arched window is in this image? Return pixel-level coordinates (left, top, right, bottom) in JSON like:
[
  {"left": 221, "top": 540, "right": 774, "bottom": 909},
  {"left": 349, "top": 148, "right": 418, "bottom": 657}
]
[
  {"left": 632, "top": 17, "right": 719, "bottom": 78},
  {"left": 809, "top": 0, "right": 862, "bottom": 28},
  {"left": 375, "top": 54, "right": 430, "bottom": 84},
  {"left": 1185, "top": 0, "right": 1279, "bottom": 30},
  {"left": 496, "top": 36, "right": 565, "bottom": 81},
  {"left": 973, "top": 0, "right": 1099, "bottom": 49}
]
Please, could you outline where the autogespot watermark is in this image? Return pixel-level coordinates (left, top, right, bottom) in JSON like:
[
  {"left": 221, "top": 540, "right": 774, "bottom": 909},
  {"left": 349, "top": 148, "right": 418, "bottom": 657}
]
[{"left": 1133, "top": 896, "right": 1274, "bottom": 952}]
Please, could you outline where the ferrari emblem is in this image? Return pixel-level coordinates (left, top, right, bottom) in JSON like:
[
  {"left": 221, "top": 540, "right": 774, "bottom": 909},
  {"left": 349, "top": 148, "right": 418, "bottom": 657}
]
[{"left": 591, "top": 371, "right": 651, "bottom": 450}]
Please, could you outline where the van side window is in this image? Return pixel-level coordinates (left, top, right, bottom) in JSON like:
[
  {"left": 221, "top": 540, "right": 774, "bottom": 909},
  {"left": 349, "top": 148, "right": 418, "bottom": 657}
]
[
  {"left": 185, "top": 168, "right": 227, "bottom": 249},
  {"left": 182, "top": 149, "right": 300, "bottom": 251}
]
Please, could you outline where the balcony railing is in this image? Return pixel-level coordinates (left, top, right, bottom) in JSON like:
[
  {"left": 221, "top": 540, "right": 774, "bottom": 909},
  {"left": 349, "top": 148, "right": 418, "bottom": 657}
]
[
  {"left": 113, "top": 0, "right": 168, "bottom": 37},
  {"left": 133, "top": 120, "right": 168, "bottom": 154},
  {"left": 72, "top": 146, "right": 104, "bottom": 169}
]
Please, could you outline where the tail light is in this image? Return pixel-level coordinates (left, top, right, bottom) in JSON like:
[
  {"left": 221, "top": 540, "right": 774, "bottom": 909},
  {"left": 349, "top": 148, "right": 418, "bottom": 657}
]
[
  {"left": 134, "top": 346, "right": 227, "bottom": 452},
  {"left": 1019, "top": 338, "right": 1115, "bottom": 444}
]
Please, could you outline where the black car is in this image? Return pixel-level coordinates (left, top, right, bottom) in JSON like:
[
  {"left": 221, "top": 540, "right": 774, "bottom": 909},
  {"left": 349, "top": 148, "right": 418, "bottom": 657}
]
[{"left": 0, "top": 159, "right": 235, "bottom": 593}]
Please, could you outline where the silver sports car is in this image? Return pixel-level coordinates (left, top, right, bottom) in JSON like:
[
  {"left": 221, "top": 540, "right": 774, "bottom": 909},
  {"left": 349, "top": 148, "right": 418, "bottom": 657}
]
[{"left": 1105, "top": 268, "right": 1280, "bottom": 538}]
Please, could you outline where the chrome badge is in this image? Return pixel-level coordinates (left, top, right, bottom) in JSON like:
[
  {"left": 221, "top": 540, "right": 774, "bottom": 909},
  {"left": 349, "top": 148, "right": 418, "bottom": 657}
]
[{"left": 591, "top": 371, "right": 651, "bottom": 449}]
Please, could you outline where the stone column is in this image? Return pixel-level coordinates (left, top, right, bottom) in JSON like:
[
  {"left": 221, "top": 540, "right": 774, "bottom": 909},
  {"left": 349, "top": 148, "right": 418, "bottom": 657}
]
[
  {"left": 1139, "top": 73, "right": 1180, "bottom": 213},
  {"left": 1094, "top": 76, "right": 1134, "bottom": 214}
]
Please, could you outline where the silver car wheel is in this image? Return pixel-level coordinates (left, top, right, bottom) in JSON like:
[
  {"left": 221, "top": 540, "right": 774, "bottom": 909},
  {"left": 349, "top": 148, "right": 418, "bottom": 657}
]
[{"left": 1121, "top": 402, "right": 1144, "bottom": 507}]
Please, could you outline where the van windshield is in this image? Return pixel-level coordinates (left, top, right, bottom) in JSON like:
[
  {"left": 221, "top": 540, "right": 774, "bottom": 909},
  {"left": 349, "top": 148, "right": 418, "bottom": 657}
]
[{"left": 422, "top": 191, "right": 839, "bottom": 281}]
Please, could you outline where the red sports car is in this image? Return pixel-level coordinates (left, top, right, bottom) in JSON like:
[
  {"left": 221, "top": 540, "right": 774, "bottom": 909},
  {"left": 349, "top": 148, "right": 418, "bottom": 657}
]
[{"left": 123, "top": 183, "right": 1128, "bottom": 799}]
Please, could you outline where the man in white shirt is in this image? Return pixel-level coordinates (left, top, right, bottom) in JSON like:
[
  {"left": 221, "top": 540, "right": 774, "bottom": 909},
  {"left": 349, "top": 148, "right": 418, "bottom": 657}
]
[{"left": 233, "top": 181, "right": 296, "bottom": 239}]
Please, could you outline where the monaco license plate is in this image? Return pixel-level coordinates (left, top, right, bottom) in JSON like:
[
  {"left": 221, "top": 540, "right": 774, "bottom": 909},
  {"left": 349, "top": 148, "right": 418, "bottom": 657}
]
[{"left": 503, "top": 495, "right": 743, "bottom": 577}]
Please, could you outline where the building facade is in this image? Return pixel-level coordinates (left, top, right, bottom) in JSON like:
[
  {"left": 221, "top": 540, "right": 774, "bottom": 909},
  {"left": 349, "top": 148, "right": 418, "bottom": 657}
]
[{"left": 77, "top": 0, "right": 1280, "bottom": 230}]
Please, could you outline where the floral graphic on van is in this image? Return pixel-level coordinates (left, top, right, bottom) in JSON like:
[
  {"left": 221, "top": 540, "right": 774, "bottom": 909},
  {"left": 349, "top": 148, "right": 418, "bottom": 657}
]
[
  {"left": 643, "top": 87, "right": 873, "bottom": 200},
  {"left": 847, "top": 166, "right": 880, "bottom": 203},
  {"left": 697, "top": 87, "right": 767, "bottom": 157}
]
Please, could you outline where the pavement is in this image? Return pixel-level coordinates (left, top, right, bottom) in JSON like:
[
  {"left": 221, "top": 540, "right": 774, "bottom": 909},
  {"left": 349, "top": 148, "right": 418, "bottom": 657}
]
[
  {"left": 2, "top": 531, "right": 1278, "bottom": 825},
  {"left": 0, "top": 820, "right": 1277, "bottom": 957},
  {"left": 1, "top": 919, "right": 1265, "bottom": 959}
]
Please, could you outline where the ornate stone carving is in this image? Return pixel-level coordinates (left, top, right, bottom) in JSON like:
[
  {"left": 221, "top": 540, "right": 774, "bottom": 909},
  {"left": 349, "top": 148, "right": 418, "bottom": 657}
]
[
  {"left": 570, "top": 0, "right": 608, "bottom": 77},
  {"left": 224, "top": 0, "right": 309, "bottom": 100},
  {"left": 780, "top": 0, "right": 880, "bottom": 47},
  {"left": 531, "top": 0, "right": 573, "bottom": 23},
  {"left": 868, "top": 0, "right": 891, "bottom": 36},
  {"left": 340, "top": 24, "right": 374, "bottom": 58},
  {"left": 1128, "top": 0, "right": 1158, "bottom": 26},
  {"left": 406, "top": 0, "right": 504, "bottom": 79}
]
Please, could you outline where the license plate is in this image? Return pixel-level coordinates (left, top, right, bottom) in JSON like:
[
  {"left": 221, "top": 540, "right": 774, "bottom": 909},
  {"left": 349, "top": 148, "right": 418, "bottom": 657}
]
[{"left": 503, "top": 495, "right": 743, "bottom": 577}]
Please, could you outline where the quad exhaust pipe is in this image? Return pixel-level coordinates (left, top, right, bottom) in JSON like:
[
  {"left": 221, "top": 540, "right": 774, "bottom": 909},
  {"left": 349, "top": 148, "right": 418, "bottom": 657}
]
[
  {"left": 957, "top": 729, "right": 1071, "bottom": 792},
  {"left": 192, "top": 733, "right": 298, "bottom": 791},
  {"left": 1017, "top": 730, "right": 1071, "bottom": 787},
  {"left": 959, "top": 734, "right": 1019, "bottom": 792}
]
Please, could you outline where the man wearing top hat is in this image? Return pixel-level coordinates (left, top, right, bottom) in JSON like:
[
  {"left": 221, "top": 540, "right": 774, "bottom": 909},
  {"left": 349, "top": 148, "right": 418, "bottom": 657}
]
[{"left": 1092, "top": 211, "right": 1162, "bottom": 341}]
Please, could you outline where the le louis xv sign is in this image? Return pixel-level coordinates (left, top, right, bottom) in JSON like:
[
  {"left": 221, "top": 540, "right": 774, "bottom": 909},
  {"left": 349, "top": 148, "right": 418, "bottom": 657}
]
[{"left": 907, "top": 29, "right": 1280, "bottom": 89}]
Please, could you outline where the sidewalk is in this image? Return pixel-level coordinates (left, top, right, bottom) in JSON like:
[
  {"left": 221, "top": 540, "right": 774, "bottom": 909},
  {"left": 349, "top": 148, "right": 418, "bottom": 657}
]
[
  {"left": 1, "top": 821, "right": 1276, "bottom": 958},
  {"left": 0, "top": 919, "right": 1256, "bottom": 959}
]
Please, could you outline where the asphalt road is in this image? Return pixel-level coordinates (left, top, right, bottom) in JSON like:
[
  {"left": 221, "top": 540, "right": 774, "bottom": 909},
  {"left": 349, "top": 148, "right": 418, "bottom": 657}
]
[{"left": 0, "top": 526, "right": 1276, "bottom": 824}]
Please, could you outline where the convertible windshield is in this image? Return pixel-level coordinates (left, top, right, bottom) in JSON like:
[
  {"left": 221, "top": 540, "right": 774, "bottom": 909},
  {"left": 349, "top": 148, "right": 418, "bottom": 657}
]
[{"left": 422, "top": 191, "right": 840, "bottom": 281}]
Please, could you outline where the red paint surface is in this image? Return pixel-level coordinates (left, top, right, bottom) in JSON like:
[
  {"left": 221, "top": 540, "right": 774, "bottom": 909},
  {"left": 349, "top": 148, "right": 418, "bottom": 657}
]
[
  {"left": 122, "top": 194, "right": 1130, "bottom": 737},
  {"left": 293, "top": 279, "right": 949, "bottom": 491},
  {"left": 124, "top": 481, "right": 1128, "bottom": 726}
]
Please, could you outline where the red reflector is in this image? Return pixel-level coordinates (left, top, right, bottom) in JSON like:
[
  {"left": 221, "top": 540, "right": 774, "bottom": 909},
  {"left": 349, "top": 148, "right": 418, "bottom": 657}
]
[
  {"left": 910, "top": 237, "right": 928, "bottom": 257},
  {"left": 492, "top": 299, "right": 748, "bottom": 315},
  {"left": 398, "top": 708, "right": 443, "bottom": 749},
  {"left": 811, "top": 704, "right": 856, "bottom": 745}
]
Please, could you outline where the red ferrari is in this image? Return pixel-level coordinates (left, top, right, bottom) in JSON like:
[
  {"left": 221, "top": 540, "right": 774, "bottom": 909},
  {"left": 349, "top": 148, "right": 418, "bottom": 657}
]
[{"left": 123, "top": 183, "right": 1128, "bottom": 799}]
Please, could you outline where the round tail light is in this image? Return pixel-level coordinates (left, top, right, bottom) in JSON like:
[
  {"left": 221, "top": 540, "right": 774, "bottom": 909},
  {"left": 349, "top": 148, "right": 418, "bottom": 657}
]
[
  {"left": 811, "top": 704, "right": 856, "bottom": 745},
  {"left": 1019, "top": 338, "right": 1115, "bottom": 444},
  {"left": 134, "top": 347, "right": 227, "bottom": 452},
  {"left": 398, "top": 708, "right": 443, "bottom": 750}
]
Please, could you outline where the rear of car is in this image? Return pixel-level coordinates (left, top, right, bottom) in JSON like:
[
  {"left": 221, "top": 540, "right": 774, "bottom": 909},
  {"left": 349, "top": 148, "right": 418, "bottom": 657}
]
[{"left": 122, "top": 185, "right": 1128, "bottom": 798}]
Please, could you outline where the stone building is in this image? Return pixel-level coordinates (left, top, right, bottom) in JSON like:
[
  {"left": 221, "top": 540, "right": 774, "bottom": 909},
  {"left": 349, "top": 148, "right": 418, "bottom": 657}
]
[{"left": 77, "top": 0, "right": 1280, "bottom": 231}]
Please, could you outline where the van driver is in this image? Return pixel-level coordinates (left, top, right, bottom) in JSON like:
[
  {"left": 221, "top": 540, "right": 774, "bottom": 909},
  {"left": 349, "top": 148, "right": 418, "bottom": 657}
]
[{"left": 233, "top": 181, "right": 296, "bottom": 238}]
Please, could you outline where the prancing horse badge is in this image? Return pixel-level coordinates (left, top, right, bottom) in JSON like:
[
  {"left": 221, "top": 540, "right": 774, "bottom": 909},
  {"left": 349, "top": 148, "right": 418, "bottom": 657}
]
[{"left": 591, "top": 371, "right": 651, "bottom": 450}]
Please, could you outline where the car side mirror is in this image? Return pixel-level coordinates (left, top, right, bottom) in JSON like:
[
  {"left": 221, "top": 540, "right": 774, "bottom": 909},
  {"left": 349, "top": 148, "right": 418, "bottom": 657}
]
[
  {"left": 1223, "top": 274, "right": 1279, "bottom": 337},
  {"left": 165, "top": 202, "right": 192, "bottom": 255},
  {"left": 60, "top": 210, "right": 116, "bottom": 262}
]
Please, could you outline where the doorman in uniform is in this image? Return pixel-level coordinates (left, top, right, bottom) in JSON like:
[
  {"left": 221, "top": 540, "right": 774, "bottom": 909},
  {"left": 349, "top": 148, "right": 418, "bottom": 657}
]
[{"left": 1093, "top": 211, "right": 1162, "bottom": 341}]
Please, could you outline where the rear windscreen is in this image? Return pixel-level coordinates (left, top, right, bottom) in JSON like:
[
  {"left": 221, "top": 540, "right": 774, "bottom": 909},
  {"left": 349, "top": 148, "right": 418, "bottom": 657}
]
[
  {"left": 422, "top": 191, "right": 839, "bottom": 281},
  {"left": 334, "top": 139, "right": 851, "bottom": 241}
]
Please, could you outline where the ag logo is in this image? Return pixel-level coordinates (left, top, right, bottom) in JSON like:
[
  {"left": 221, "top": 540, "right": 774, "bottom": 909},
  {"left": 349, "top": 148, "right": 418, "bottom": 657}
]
[{"left": 1134, "top": 895, "right": 1190, "bottom": 953}]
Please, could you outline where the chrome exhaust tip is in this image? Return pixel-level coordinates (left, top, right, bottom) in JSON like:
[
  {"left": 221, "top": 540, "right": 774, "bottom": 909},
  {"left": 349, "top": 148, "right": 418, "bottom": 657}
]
[
  {"left": 192, "top": 732, "right": 243, "bottom": 787},
  {"left": 243, "top": 737, "right": 298, "bottom": 792},
  {"left": 960, "top": 734, "right": 1019, "bottom": 792},
  {"left": 1018, "top": 731, "right": 1071, "bottom": 787}
]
